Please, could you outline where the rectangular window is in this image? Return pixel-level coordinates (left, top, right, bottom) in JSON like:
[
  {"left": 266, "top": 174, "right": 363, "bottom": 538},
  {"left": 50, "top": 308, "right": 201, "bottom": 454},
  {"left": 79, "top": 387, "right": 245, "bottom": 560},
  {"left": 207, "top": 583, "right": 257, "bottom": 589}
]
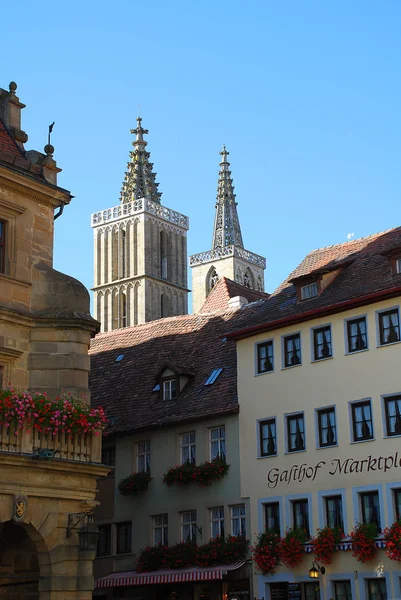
[
  {"left": 0, "top": 220, "right": 5, "bottom": 274},
  {"left": 303, "top": 583, "right": 320, "bottom": 600},
  {"left": 384, "top": 395, "right": 401, "bottom": 436},
  {"left": 180, "top": 432, "right": 196, "bottom": 464},
  {"left": 351, "top": 400, "right": 373, "bottom": 442},
  {"left": 396, "top": 258, "right": 401, "bottom": 274},
  {"left": 333, "top": 581, "right": 352, "bottom": 600},
  {"left": 379, "top": 308, "right": 400, "bottom": 345},
  {"left": 210, "top": 507, "right": 225, "bottom": 538},
  {"left": 394, "top": 489, "right": 401, "bottom": 520},
  {"left": 292, "top": 499, "right": 309, "bottom": 536},
  {"left": 163, "top": 379, "right": 177, "bottom": 400},
  {"left": 116, "top": 521, "right": 132, "bottom": 554},
  {"left": 153, "top": 514, "right": 168, "bottom": 545},
  {"left": 360, "top": 491, "right": 381, "bottom": 532},
  {"left": 264, "top": 502, "right": 280, "bottom": 534},
  {"left": 347, "top": 316, "right": 368, "bottom": 353},
  {"left": 210, "top": 426, "right": 226, "bottom": 459},
  {"left": 317, "top": 407, "right": 337, "bottom": 447},
  {"left": 259, "top": 419, "right": 277, "bottom": 457},
  {"left": 256, "top": 341, "right": 274, "bottom": 374},
  {"left": 287, "top": 413, "right": 305, "bottom": 452},
  {"left": 366, "top": 578, "right": 387, "bottom": 600},
  {"left": 313, "top": 325, "right": 332, "bottom": 360},
  {"left": 283, "top": 333, "right": 301, "bottom": 367},
  {"left": 325, "top": 495, "right": 344, "bottom": 530},
  {"left": 97, "top": 524, "right": 112, "bottom": 557},
  {"left": 101, "top": 446, "right": 116, "bottom": 466},
  {"left": 231, "top": 504, "right": 246, "bottom": 536},
  {"left": 181, "top": 510, "right": 197, "bottom": 542},
  {"left": 301, "top": 282, "right": 318, "bottom": 300},
  {"left": 136, "top": 441, "right": 150, "bottom": 473}
]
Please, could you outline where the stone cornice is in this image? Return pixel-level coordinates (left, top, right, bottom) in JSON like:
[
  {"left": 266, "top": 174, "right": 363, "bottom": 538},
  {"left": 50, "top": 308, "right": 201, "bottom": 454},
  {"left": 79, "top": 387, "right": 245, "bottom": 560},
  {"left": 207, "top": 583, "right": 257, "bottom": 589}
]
[
  {"left": 91, "top": 197, "right": 189, "bottom": 230},
  {"left": 0, "top": 305, "right": 99, "bottom": 333},
  {"left": 0, "top": 166, "right": 72, "bottom": 208},
  {"left": 92, "top": 274, "right": 190, "bottom": 294}
]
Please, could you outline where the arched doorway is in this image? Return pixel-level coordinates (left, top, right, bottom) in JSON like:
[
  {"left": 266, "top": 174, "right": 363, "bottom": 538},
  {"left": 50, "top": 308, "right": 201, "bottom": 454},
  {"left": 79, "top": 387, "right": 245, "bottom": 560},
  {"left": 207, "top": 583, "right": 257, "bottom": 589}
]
[{"left": 0, "top": 521, "right": 40, "bottom": 600}]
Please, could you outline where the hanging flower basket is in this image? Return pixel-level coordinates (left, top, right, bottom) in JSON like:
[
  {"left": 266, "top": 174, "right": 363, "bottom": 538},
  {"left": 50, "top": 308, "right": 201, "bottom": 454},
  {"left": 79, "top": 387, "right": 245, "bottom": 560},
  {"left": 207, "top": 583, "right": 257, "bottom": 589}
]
[
  {"left": 279, "top": 528, "right": 308, "bottom": 568},
  {"left": 383, "top": 521, "right": 401, "bottom": 561},
  {"left": 350, "top": 523, "right": 377, "bottom": 563},
  {"left": 311, "top": 526, "right": 344, "bottom": 565},
  {"left": 118, "top": 471, "right": 151, "bottom": 495},
  {"left": 162, "top": 456, "right": 229, "bottom": 487},
  {"left": 251, "top": 531, "right": 281, "bottom": 575}
]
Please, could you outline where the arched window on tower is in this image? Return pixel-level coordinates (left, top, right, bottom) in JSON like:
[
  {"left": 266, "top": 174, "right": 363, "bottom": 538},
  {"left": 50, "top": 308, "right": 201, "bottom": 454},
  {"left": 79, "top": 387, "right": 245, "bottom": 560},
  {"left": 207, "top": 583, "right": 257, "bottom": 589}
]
[
  {"left": 160, "top": 230, "right": 168, "bottom": 279},
  {"left": 207, "top": 267, "right": 219, "bottom": 295}
]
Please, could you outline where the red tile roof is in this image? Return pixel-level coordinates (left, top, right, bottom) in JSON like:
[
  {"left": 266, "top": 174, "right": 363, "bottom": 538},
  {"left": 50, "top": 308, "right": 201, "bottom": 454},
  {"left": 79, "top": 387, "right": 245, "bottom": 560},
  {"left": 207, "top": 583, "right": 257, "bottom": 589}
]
[
  {"left": 0, "top": 118, "right": 24, "bottom": 157},
  {"left": 200, "top": 276, "right": 269, "bottom": 313},
  {"left": 89, "top": 303, "right": 261, "bottom": 435}
]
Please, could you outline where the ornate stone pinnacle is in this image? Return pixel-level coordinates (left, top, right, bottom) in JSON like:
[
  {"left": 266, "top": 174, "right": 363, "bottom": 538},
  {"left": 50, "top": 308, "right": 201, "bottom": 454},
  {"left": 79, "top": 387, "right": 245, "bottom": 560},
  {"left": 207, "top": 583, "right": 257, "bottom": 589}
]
[{"left": 211, "top": 147, "right": 244, "bottom": 250}]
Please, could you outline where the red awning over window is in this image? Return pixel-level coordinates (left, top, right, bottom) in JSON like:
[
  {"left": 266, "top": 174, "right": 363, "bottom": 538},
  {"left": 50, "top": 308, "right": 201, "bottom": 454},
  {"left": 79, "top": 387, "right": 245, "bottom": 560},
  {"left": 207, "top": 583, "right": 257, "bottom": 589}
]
[{"left": 95, "top": 562, "right": 245, "bottom": 588}]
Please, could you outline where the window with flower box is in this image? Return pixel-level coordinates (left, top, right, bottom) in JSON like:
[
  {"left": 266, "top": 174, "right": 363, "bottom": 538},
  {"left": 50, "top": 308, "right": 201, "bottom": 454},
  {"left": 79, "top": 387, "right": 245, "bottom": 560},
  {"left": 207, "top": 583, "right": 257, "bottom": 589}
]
[
  {"left": 351, "top": 400, "right": 373, "bottom": 442},
  {"left": 97, "top": 524, "right": 112, "bottom": 557},
  {"left": 333, "top": 581, "right": 352, "bottom": 600},
  {"left": 116, "top": 521, "right": 132, "bottom": 554},
  {"left": 153, "top": 514, "right": 168, "bottom": 545},
  {"left": 283, "top": 333, "right": 301, "bottom": 367},
  {"left": 317, "top": 407, "right": 337, "bottom": 447},
  {"left": 181, "top": 510, "right": 197, "bottom": 542},
  {"left": 210, "top": 426, "right": 226, "bottom": 459},
  {"left": 378, "top": 308, "right": 400, "bottom": 345},
  {"left": 325, "top": 495, "right": 344, "bottom": 530},
  {"left": 313, "top": 325, "right": 332, "bottom": 360},
  {"left": 366, "top": 578, "right": 387, "bottom": 600},
  {"left": 346, "top": 316, "right": 368, "bottom": 353},
  {"left": 180, "top": 432, "right": 196, "bottom": 464},
  {"left": 264, "top": 502, "right": 280, "bottom": 534},
  {"left": 292, "top": 499, "right": 309, "bottom": 536},
  {"left": 286, "top": 413, "right": 305, "bottom": 452},
  {"left": 231, "top": 504, "right": 246, "bottom": 536},
  {"left": 384, "top": 395, "right": 401, "bottom": 437},
  {"left": 256, "top": 340, "right": 274, "bottom": 374},
  {"left": 210, "top": 507, "right": 225, "bottom": 538},
  {"left": 360, "top": 491, "right": 381, "bottom": 532},
  {"left": 259, "top": 418, "right": 277, "bottom": 457},
  {"left": 136, "top": 440, "right": 150, "bottom": 472}
]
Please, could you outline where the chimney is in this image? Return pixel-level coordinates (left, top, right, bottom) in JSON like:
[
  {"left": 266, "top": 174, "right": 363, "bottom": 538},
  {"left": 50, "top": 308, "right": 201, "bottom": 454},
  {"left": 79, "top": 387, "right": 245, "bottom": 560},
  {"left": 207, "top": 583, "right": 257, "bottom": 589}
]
[
  {"left": 0, "top": 82, "right": 28, "bottom": 147},
  {"left": 228, "top": 296, "right": 249, "bottom": 309}
]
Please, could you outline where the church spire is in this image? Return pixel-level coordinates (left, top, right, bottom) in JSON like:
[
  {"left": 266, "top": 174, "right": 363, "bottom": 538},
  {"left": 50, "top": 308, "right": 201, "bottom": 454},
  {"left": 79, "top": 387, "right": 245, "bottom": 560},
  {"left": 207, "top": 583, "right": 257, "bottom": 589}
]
[
  {"left": 119, "top": 117, "right": 162, "bottom": 204},
  {"left": 212, "top": 146, "right": 244, "bottom": 249}
]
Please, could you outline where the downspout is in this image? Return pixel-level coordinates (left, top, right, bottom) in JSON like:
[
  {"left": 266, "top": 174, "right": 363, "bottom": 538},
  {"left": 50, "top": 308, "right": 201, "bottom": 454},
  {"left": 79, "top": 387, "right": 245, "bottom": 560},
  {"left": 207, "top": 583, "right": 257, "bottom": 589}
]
[{"left": 54, "top": 203, "right": 64, "bottom": 220}]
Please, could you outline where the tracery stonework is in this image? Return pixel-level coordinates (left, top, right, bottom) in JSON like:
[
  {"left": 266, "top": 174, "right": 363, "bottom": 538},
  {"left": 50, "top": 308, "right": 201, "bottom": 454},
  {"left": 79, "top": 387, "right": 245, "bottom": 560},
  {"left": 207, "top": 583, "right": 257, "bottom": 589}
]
[{"left": 92, "top": 118, "right": 189, "bottom": 331}]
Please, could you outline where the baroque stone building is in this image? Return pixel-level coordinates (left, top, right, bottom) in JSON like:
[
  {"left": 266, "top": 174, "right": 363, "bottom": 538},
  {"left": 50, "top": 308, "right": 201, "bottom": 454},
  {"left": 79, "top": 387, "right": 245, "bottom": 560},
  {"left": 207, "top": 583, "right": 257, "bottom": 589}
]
[
  {"left": 190, "top": 147, "right": 266, "bottom": 313},
  {"left": 91, "top": 118, "right": 189, "bottom": 332},
  {"left": 0, "top": 82, "right": 107, "bottom": 600}
]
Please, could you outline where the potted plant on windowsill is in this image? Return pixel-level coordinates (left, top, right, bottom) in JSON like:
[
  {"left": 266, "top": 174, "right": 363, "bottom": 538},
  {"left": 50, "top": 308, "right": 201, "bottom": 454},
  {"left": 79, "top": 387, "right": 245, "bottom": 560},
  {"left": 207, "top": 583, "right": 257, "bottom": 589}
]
[
  {"left": 118, "top": 470, "right": 151, "bottom": 495},
  {"left": 350, "top": 523, "right": 377, "bottom": 563}
]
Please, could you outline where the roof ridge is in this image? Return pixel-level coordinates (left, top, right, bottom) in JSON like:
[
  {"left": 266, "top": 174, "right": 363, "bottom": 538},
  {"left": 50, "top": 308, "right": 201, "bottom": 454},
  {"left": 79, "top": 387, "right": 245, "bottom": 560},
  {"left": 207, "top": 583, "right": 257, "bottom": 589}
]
[{"left": 308, "top": 227, "right": 398, "bottom": 255}]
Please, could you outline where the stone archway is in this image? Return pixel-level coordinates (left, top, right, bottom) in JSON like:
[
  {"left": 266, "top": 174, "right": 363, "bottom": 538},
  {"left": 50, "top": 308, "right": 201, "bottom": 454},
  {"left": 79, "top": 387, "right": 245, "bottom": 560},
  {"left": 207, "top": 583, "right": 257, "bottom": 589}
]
[{"left": 0, "top": 521, "right": 43, "bottom": 600}]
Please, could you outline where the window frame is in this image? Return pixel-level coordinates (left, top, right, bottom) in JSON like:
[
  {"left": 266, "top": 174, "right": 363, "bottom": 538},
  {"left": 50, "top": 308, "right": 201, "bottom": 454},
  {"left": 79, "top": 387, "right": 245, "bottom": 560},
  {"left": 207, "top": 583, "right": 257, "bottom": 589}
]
[
  {"left": 300, "top": 282, "right": 319, "bottom": 300},
  {"left": 382, "top": 393, "right": 401, "bottom": 438},
  {"left": 180, "top": 431, "right": 196, "bottom": 465},
  {"left": 258, "top": 418, "right": 277, "bottom": 458},
  {"left": 365, "top": 578, "right": 388, "bottom": 600},
  {"left": 152, "top": 514, "right": 168, "bottom": 546},
  {"left": 377, "top": 306, "right": 401, "bottom": 347},
  {"left": 282, "top": 332, "right": 302, "bottom": 368},
  {"left": 116, "top": 521, "right": 132, "bottom": 555},
  {"left": 97, "top": 524, "right": 112, "bottom": 557},
  {"left": 325, "top": 494, "right": 344, "bottom": 531},
  {"left": 181, "top": 510, "right": 197, "bottom": 543},
  {"left": 210, "top": 506, "right": 225, "bottom": 539},
  {"left": 291, "top": 498, "right": 310, "bottom": 537},
  {"left": 162, "top": 377, "right": 178, "bottom": 401},
  {"left": 285, "top": 412, "right": 306, "bottom": 453},
  {"left": 316, "top": 406, "right": 337, "bottom": 448},
  {"left": 264, "top": 502, "right": 281, "bottom": 535},
  {"left": 332, "top": 580, "right": 353, "bottom": 600},
  {"left": 349, "top": 399, "right": 374, "bottom": 443},
  {"left": 230, "top": 504, "right": 246, "bottom": 537},
  {"left": 396, "top": 258, "right": 401, "bottom": 274},
  {"left": 136, "top": 440, "right": 151, "bottom": 473},
  {"left": 255, "top": 339, "right": 274, "bottom": 375},
  {"left": 344, "top": 315, "right": 369, "bottom": 354},
  {"left": 311, "top": 324, "right": 333, "bottom": 361},
  {"left": 360, "top": 491, "right": 381, "bottom": 533},
  {"left": 209, "top": 426, "right": 226, "bottom": 460}
]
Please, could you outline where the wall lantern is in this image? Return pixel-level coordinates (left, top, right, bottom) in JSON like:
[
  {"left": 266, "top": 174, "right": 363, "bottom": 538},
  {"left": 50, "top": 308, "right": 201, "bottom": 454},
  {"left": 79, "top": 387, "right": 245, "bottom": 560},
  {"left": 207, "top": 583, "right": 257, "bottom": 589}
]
[
  {"left": 67, "top": 512, "right": 99, "bottom": 551},
  {"left": 309, "top": 561, "right": 326, "bottom": 579}
]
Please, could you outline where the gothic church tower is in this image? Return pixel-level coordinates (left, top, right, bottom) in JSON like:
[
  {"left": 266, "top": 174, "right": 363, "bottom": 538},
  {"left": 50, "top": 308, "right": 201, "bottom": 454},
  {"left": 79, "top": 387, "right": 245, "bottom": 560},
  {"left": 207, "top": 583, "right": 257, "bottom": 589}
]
[
  {"left": 92, "top": 118, "right": 189, "bottom": 332},
  {"left": 190, "top": 147, "right": 266, "bottom": 313}
]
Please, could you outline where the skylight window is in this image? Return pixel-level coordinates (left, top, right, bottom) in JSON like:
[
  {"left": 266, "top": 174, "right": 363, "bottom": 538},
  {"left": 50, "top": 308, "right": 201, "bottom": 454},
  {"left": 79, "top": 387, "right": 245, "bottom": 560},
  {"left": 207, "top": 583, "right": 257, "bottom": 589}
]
[
  {"left": 153, "top": 384, "right": 161, "bottom": 392},
  {"left": 205, "top": 368, "right": 223, "bottom": 386},
  {"left": 115, "top": 354, "right": 124, "bottom": 363}
]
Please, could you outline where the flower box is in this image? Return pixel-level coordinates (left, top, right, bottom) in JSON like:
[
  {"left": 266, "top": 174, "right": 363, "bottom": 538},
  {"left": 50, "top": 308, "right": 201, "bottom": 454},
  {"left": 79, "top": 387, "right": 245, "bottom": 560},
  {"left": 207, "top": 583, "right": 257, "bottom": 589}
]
[
  {"left": 162, "top": 456, "right": 229, "bottom": 487},
  {"left": 118, "top": 471, "right": 151, "bottom": 495}
]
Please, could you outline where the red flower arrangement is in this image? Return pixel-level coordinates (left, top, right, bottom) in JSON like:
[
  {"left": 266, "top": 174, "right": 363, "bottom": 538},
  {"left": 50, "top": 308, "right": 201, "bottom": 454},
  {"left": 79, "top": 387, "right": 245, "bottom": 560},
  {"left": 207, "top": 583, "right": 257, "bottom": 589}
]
[
  {"left": 311, "top": 526, "right": 343, "bottom": 565},
  {"left": 162, "top": 457, "right": 229, "bottom": 487},
  {"left": 196, "top": 535, "right": 248, "bottom": 566},
  {"left": 0, "top": 387, "right": 106, "bottom": 436},
  {"left": 118, "top": 471, "right": 151, "bottom": 495},
  {"left": 383, "top": 520, "right": 401, "bottom": 562},
  {"left": 279, "top": 528, "right": 308, "bottom": 568},
  {"left": 350, "top": 523, "right": 377, "bottom": 563},
  {"left": 136, "top": 545, "right": 166, "bottom": 572},
  {"left": 164, "top": 541, "right": 198, "bottom": 569},
  {"left": 251, "top": 531, "right": 281, "bottom": 575}
]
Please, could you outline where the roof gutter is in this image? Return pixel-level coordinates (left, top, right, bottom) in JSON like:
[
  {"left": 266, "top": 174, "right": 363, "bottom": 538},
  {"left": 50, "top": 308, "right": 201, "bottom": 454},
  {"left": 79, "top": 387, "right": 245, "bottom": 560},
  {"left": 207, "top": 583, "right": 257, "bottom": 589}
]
[{"left": 226, "top": 285, "right": 401, "bottom": 341}]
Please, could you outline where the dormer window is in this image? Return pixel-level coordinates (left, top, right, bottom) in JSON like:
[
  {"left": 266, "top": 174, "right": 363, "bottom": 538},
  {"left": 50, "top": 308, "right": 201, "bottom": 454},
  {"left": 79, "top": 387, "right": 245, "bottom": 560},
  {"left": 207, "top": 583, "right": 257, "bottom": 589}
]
[
  {"left": 163, "top": 378, "right": 177, "bottom": 401},
  {"left": 396, "top": 258, "right": 401, "bottom": 274},
  {"left": 300, "top": 282, "right": 318, "bottom": 300}
]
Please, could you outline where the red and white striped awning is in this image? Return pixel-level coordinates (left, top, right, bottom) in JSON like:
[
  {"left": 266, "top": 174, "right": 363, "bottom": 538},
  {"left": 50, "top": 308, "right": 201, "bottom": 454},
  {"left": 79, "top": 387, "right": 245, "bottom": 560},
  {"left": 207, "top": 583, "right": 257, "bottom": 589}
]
[{"left": 95, "top": 562, "right": 245, "bottom": 588}]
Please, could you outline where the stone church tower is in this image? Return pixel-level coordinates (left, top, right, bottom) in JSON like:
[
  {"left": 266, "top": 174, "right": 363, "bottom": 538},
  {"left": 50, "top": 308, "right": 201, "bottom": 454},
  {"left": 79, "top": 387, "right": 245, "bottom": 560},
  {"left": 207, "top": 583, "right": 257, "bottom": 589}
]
[
  {"left": 190, "top": 146, "right": 266, "bottom": 313},
  {"left": 92, "top": 118, "right": 189, "bottom": 332}
]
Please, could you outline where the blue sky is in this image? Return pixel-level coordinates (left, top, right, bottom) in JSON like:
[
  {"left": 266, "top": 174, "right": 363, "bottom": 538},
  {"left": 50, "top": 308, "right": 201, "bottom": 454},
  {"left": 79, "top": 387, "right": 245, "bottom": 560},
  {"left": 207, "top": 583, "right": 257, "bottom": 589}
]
[{"left": 2, "top": 1, "right": 401, "bottom": 306}]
